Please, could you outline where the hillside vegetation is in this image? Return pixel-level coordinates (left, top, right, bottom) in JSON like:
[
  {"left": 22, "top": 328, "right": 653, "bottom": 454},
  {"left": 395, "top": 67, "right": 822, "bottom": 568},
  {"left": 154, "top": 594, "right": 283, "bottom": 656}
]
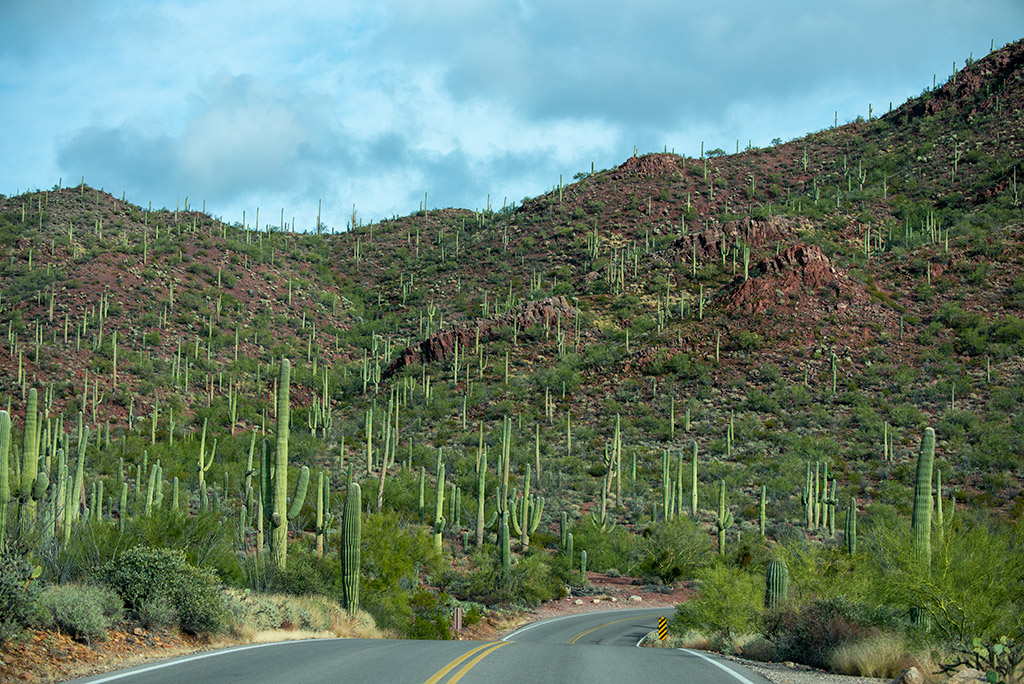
[{"left": 2, "top": 37, "right": 1024, "bottom": 683}]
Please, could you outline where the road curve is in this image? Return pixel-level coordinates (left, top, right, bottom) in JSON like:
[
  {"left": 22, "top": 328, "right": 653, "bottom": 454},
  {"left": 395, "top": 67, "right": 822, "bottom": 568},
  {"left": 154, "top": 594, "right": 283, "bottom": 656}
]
[{"left": 68, "top": 608, "right": 771, "bottom": 684}]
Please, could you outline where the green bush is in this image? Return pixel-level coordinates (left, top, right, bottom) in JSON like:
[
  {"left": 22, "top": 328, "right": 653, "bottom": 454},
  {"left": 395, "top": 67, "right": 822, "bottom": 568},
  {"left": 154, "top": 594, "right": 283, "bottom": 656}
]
[
  {"left": 35, "top": 583, "right": 122, "bottom": 643},
  {"left": 629, "top": 517, "right": 712, "bottom": 583},
  {"left": 360, "top": 510, "right": 443, "bottom": 635},
  {"left": 0, "top": 553, "right": 41, "bottom": 644},
  {"left": 96, "top": 546, "right": 227, "bottom": 634},
  {"left": 452, "top": 551, "right": 565, "bottom": 609},
  {"left": 572, "top": 519, "right": 635, "bottom": 572},
  {"left": 671, "top": 563, "right": 761, "bottom": 648}
]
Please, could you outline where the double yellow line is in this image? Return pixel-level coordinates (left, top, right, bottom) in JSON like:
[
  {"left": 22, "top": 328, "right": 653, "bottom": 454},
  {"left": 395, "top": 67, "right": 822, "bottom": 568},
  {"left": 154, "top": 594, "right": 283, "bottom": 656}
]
[
  {"left": 424, "top": 641, "right": 510, "bottom": 684},
  {"left": 567, "top": 615, "right": 664, "bottom": 645}
]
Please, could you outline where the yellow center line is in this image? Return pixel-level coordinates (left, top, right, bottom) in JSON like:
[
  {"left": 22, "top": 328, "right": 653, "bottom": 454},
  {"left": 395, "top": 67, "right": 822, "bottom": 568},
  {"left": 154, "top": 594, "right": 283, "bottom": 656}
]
[
  {"left": 446, "top": 641, "right": 510, "bottom": 684},
  {"left": 423, "top": 642, "right": 498, "bottom": 684},
  {"left": 567, "top": 615, "right": 656, "bottom": 645}
]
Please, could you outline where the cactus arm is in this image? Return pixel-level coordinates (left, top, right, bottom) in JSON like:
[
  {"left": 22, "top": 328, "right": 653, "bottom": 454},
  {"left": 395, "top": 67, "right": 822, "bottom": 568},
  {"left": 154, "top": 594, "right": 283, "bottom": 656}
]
[
  {"left": 528, "top": 496, "right": 544, "bottom": 535},
  {"left": 286, "top": 466, "right": 310, "bottom": 521}
]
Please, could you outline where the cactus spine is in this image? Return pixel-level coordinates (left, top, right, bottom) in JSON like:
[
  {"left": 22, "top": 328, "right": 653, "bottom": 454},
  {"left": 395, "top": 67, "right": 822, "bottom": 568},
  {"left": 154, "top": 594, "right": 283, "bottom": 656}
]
[
  {"left": 340, "top": 481, "right": 361, "bottom": 614},
  {"left": 263, "top": 359, "right": 310, "bottom": 570},
  {"left": 716, "top": 479, "right": 734, "bottom": 554},
  {"left": 765, "top": 559, "right": 789, "bottom": 609}
]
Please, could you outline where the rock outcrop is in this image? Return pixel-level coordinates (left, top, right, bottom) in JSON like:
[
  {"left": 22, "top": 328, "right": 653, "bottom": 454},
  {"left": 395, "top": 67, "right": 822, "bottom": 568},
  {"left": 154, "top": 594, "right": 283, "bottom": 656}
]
[
  {"left": 383, "top": 296, "right": 575, "bottom": 380},
  {"left": 723, "top": 243, "right": 858, "bottom": 316}
]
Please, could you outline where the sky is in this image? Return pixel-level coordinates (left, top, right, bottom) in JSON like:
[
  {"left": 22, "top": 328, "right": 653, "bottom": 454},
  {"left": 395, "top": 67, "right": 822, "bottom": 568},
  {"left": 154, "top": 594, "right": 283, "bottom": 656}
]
[{"left": 1, "top": 1, "right": 1022, "bottom": 231}]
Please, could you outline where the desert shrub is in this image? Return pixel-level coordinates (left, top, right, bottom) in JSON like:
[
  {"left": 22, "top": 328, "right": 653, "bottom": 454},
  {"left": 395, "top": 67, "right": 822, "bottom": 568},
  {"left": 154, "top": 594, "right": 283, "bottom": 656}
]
[
  {"left": 0, "top": 553, "right": 41, "bottom": 644},
  {"left": 760, "top": 597, "right": 889, "bottom": 671},
  {"left": 96, "top": 546, "right": 227, "bottom": 634},
  {"left": 360, "top": 510, "right": 443, "bottom": 636},
  {"left": 126, "top": 510, "right": 244, "bottom": 588},
  {"left": 671, "top": 563, "right": 761, "bottom": 649},
  {"left": 407, "top": 588, "right": 452, "bottom": 640},
  {"left": 629, "top": 516, "right": 712, "bottom": 583},
  {"left": 265, "top": 549, "right": 340, "bottom": 600},
  {"left": 572, "top": 519, "right": 635, "bottom": 572},
  {"left": 35, "top": 583, "right": 122, "bottom": 643},
  {"left": 453, "top": 551, "right": 564, "bottom": 608},
  {"left": 826, "top": 632, "right": 908, "bottom": 678},
  {"left": 862, "top": 510, "right": 1024, "bottom": 646}
]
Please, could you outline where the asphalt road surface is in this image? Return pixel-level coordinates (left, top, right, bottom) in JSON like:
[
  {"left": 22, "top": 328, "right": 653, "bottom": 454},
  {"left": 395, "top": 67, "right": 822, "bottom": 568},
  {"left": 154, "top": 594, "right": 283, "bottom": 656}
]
[{"left": 69, "top": 607, "right": 771, "bottom": 684}]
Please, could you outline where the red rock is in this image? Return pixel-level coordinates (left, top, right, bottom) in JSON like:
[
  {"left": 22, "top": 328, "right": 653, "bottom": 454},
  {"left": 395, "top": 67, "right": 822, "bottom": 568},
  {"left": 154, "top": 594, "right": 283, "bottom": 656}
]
[
  {"left": 723, "top": 243, "right": 861, "bottom": 316},
  {"left": 383, "top": 296, "right": 575, "bottom": 380}
]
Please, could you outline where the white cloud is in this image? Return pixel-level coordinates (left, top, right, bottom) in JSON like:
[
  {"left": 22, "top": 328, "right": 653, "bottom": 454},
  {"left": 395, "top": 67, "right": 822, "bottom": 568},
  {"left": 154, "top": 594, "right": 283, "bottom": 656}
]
[{"left": 1, "top": 0, "right": 1022, "bottom": 224}]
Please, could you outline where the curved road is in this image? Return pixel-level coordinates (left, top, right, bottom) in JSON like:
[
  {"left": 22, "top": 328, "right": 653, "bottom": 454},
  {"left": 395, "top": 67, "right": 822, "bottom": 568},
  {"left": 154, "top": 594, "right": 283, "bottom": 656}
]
[{"left": 70, "top": 607, "right": 770, "bottom": 684}]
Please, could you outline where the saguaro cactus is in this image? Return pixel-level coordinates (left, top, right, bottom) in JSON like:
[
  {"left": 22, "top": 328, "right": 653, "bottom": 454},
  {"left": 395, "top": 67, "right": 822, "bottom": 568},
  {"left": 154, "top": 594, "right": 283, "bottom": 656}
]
[
  {"left": 475, "top": 451, "right": 487, "bottom": 550},
  {"left": 433, "top": 456, "right": 445, "bottom": 553},
  {"left": 263, "top": 359, "right": 310, "bottom": 571},
  {"left": 19, "top": 389, "right": 48, "bottom": 529},
  {"left": 911, "top": 428, "right": 934, "bottom": 627},
  {"left": 315, "top": 471, "right": 333, "bottom": 557},
  {"left": 510, "top": 464, "right": 544, "bottom": 550},
  {"left": 845, "top": 497, "right": 857, "bottom": 555},
  {"left": 912, "top": 428, "right": 935, "bottom": 570},
  {"left": 716, "top": 479, "right": 734, "bottom": 554},
  {"left": 197, "top": 418, "right": 214, "bottom": 490},
  {"left": 340, "top": 481, "right": 361, "bottom": 614},
  {"left": 500, "top": 510, "right": 511, "bottom": 574},
  {"left": 765, "top": 559, "right": 789, "bottom": 609},
  {"left": 0, "top": 412, "right": 9, "bottom": 550}
]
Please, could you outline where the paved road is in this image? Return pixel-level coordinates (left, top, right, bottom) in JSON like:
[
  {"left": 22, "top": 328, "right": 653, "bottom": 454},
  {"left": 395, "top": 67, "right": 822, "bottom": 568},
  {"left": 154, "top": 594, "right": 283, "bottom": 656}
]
[{"left": 70, "top": 607, "right": 771, "bottom": 684}]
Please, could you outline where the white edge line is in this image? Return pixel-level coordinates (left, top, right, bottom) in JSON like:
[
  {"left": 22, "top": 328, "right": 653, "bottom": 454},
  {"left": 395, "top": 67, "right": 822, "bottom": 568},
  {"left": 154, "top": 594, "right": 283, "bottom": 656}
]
[
  {"left": 679, "top": 648, "right": 759, "bottom": 684},
  {"left": 501, "top": 607, "right": 667, "bottom": 641},
  {"left": 79, "top": 638, "right": 329, "bottom": 683}
]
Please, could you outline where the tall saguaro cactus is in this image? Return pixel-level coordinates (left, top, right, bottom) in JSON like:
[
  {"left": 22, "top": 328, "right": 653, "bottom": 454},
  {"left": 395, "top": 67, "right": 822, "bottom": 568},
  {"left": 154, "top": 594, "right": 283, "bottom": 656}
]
[
  {"left": 765, "top": 559, "right": 789, "bottom": 609},
  {"left": 910, "top": 428, "right": 935, "bottom": 627},
  {"left": 433, "top": 455, "right": 445, "bottom": 553},
  {"left": 19, "top": 389, "right": 48, "bottom": 530},
  {"left": 0, "top": 412, "right": 10, "bottom": 550},
  {"left": 263, "top": 359, "right": 310, "bottom": 570},
  {"left": 716, "top": 479, "right": 734, "bottom": 554},
  {"left": 340, "top": 481, "right": 361, "bottom": 614},
  {"left": 912, "top": 428, "right": 935, "bottom": 570},
  {"left": 510, "top": 464, "right": 544, "bottom": 550}
]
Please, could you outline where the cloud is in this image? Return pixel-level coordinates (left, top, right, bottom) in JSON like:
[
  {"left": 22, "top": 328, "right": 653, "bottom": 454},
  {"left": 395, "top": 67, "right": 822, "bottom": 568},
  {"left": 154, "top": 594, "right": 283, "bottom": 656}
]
[{"left": 4, "top": 0, "right": 1022, "bottom": 226}]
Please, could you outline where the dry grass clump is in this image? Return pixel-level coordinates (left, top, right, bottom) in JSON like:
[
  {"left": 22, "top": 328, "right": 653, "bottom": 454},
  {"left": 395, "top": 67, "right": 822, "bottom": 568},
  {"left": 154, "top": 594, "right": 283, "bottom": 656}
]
[
  {"left": 223, "top": 590, "right": 383, "bottom": 642},
  {"left": 826, "top": 632, "right": 912, "bottom": 679}
]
